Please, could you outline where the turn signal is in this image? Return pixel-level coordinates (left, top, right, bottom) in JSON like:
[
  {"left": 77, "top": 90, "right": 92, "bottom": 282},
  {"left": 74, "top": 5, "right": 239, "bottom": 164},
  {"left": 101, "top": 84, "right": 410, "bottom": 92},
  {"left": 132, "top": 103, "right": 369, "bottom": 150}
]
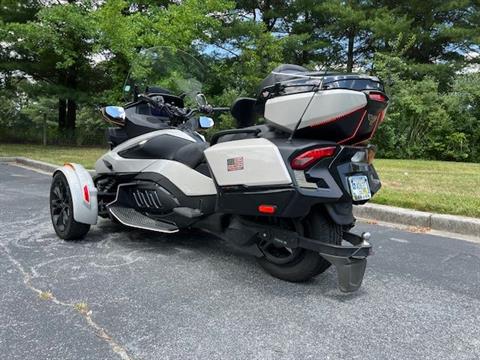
[
  {"left": 258, "top": 205, "right": 277, "bottom": 214},
  {"left": 83, "top": 185, "right": 90, "bottom": 204},
  {"left": 291, "top": 147, "right": 336, "bottom": 170}
]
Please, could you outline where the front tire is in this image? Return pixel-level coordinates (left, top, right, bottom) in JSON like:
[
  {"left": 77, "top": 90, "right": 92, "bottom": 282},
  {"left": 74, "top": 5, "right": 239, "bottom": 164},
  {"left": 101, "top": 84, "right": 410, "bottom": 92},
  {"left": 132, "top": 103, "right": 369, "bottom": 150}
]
[
  {"left": 257, "top": 208, "right": 342, "bottom": 282},
  {"left": 50, "top": 172, "right": 90, "bottom": 240}
]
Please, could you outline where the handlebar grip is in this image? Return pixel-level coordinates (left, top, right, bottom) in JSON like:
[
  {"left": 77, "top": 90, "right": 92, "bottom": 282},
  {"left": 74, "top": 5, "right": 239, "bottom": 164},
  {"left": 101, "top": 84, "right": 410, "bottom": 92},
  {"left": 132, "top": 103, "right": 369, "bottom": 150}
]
[{"left": 213, "top": 107, "right": 230, "bottom": 113}]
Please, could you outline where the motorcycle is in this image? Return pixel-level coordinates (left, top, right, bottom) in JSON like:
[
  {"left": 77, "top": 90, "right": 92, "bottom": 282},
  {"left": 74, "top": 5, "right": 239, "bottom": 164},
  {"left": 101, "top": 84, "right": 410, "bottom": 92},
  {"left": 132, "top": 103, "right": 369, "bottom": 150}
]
[{"left": 49, "top": 47, "right": 389, "bottom": 292}]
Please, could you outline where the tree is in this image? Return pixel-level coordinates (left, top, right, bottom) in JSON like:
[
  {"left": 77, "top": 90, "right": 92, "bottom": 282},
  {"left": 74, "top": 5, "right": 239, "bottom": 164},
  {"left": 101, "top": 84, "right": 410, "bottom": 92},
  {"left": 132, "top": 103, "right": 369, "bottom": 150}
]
[{"left": 1, "top": 2, "right": 102, "bottom": 136}]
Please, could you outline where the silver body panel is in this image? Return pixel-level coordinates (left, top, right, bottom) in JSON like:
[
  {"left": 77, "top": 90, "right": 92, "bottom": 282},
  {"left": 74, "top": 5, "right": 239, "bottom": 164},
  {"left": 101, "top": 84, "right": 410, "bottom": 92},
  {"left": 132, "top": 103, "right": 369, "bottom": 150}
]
[
  {"left": 264, "top": 90, "right": 368, "bottom": 131},
  {"left": 204, "top": 138, "right": 292, "bottom": 187}
]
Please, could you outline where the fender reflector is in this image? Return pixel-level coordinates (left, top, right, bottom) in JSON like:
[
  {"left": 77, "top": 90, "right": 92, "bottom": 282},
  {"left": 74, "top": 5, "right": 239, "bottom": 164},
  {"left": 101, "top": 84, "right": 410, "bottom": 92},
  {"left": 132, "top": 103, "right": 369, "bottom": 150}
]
[
  {"left": 258, "top": 205, "right": 277, "bottom": 214},
  {"left": 83, "top": 185, "right": 90, "bottom": 204},
  {"left": 291, "top": 146, "right": 336, "bottom": 170}
]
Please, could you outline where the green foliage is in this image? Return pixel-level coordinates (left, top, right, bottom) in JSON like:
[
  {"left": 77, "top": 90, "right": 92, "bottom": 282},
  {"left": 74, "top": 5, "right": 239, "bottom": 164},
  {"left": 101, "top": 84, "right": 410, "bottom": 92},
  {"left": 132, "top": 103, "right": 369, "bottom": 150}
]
[
  {"left": 0, "top": 0, "right": 479, "bottom": 162},
  {"left": 373, "top": 44, "right": 480, "bottom": 161}
]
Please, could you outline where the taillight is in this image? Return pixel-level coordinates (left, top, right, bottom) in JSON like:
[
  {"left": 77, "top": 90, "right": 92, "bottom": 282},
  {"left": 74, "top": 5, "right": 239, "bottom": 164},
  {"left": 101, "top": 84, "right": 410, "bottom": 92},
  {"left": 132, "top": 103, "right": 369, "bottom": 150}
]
[
  {"left": 291, "top": 146, "right": 336, "bottom": 170},
  {"left": 369, "top": 92, "right": 388, "bottom": 102}
]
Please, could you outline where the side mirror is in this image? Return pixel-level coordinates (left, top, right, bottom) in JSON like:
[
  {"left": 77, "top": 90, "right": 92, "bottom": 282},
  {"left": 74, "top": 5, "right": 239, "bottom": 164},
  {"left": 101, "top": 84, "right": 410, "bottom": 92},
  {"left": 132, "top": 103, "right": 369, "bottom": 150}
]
[
  {"left": 198, "top": 116, "right": 214, "bottom": 129},
  {"left": 196, "top": 93, "right": 208, "bottom": 106},
  {"left": 105, "top": 106, "right": 126, "bottom": 121}
]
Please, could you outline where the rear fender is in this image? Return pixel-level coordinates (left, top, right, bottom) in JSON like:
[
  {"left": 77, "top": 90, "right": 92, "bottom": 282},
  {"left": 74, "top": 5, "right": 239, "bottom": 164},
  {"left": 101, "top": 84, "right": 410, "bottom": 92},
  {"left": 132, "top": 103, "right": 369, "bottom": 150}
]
[{"left": 53, "top": 163, "right": 98, "bottom": 225}]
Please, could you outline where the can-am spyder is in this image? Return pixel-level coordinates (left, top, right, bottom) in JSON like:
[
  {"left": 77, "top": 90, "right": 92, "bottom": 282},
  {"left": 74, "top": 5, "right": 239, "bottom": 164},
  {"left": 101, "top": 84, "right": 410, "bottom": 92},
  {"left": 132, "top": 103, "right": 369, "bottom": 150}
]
[{"left": 50, "top": 47, "right": 389, "bottom": 292}]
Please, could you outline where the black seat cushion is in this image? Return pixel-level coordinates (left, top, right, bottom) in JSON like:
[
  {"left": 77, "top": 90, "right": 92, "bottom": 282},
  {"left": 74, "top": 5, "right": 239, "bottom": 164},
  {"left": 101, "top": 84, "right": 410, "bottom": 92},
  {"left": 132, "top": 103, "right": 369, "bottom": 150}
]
[{"left": 173, "top": 142, "right": 209, "bottom": 169}]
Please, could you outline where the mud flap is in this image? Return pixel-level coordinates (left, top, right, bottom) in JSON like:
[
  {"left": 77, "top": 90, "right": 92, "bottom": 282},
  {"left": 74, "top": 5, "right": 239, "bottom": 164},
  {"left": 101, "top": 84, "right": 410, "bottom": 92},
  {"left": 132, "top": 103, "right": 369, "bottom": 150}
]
[{"left": 318, "top": 254, "right": 367, "bottom": 293}]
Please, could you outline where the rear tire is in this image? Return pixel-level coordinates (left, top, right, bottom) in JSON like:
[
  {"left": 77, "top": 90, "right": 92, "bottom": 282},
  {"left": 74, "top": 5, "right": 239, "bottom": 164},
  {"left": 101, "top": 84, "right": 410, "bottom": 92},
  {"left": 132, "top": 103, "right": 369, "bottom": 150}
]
[
  {"left": 50, "top": 172, "right": 90, "bottom": 240},
  {"left": 257, "top": 208, "right": 342, "bottom": 282}
]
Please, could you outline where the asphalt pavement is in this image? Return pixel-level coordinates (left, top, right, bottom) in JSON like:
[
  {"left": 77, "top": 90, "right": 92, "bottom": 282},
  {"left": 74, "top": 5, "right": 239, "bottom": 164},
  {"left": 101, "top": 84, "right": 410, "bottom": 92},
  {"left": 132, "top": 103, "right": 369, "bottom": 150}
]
[{"left": 0, "top": 163, "right": 479, "bottom": 360}]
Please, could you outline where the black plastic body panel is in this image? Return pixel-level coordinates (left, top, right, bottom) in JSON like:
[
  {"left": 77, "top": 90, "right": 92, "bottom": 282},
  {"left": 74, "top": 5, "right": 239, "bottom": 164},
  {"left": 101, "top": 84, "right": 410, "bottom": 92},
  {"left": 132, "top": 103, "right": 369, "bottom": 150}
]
[
  {"left": 134, "top": 172, "right": 216, "bottom": 216},
  {"left": 118, "top": 134, "right": 192, "bottom": 160},
  {"left": 106, "top": 127, "right": 129, "bottom": 148}
]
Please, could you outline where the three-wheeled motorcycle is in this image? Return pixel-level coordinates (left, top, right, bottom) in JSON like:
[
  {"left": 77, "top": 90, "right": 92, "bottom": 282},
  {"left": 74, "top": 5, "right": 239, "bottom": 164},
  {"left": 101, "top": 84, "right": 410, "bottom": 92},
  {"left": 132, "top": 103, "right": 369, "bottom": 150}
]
[{"left": 50, "top": 47, "right": 388, "bottom": 292}]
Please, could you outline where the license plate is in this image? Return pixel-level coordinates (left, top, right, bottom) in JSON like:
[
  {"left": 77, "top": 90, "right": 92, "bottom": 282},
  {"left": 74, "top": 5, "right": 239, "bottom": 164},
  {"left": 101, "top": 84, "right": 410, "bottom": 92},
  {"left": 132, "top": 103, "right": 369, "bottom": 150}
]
[{"left": 348, "top": 175, "right": 371, "bottom": 201}]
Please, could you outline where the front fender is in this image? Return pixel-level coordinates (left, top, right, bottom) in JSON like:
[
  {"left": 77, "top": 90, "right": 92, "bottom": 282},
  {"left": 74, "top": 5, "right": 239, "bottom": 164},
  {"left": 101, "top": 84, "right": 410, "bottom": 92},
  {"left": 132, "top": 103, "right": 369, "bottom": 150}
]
[{"left": 53, "top": 163, "right": 98, "bottom": 225}]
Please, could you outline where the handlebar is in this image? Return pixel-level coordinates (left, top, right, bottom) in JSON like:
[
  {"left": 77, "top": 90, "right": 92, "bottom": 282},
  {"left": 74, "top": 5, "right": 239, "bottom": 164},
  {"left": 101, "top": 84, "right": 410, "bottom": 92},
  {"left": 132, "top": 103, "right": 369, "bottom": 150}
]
[
  {"left": 138, "top": 93, "right": 229, "bottom": 122},
  {"left": 212, "top": 107, "right": 230, "bottom": 113}
]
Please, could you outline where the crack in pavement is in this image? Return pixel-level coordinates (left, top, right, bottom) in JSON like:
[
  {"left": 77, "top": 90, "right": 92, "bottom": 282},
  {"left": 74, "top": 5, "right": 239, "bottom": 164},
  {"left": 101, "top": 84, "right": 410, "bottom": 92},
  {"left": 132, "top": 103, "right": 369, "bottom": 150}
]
[{"left": 0, "top": 243, "right": 134, "bottom": 360}]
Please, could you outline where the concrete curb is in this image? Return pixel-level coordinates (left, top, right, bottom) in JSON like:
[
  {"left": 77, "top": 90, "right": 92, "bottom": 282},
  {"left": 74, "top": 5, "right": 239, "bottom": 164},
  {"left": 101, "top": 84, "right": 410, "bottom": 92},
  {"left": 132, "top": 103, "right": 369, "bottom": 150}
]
[
  {"left": 1, "top": 156, "right": 479, "bottom": 237},
  {"left": 354, "top": 203, "right": 480, "bottom": 237},
  {"left": 0, "top": 156, "right": 96, "bottom": 176},
  {"left": 14, "top": 156, "right": 59, "bottom": 173}
]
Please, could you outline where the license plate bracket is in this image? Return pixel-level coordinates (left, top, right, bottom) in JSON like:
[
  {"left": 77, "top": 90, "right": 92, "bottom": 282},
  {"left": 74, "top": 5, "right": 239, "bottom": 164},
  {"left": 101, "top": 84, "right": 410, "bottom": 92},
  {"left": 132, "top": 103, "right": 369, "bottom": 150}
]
[{"left": 348, "top": 175, "right": 371, "bottom": 201}]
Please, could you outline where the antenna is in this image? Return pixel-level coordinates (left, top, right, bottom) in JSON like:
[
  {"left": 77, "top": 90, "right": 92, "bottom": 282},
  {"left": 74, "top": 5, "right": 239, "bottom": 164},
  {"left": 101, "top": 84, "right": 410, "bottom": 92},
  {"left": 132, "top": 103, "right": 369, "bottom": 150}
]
[{"left": 287, "top": 81, "right": 322, "bottom": 143}]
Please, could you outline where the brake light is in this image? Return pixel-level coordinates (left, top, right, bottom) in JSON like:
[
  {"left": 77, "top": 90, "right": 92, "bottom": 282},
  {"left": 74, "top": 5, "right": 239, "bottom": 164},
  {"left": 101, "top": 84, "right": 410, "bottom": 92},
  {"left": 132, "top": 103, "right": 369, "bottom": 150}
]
[
  {"left": 369, "top": 92, "right": 387, "bottom": 102},
  {"left": 258, "top": 205, "right": 277, "bottom": 214},
  {"left": 291, "top": 147, "right": 336, "bottom": 170},
  {"left": 83, "top": 185, "right": 90, "bottom": 204}
]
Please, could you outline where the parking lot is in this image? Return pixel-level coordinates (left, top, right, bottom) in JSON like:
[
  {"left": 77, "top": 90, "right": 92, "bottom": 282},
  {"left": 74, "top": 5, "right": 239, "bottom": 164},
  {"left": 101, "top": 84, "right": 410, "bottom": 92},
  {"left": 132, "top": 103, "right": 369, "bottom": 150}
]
[{"left": 1, "top": 163, "right": 479, "bottom": 360}]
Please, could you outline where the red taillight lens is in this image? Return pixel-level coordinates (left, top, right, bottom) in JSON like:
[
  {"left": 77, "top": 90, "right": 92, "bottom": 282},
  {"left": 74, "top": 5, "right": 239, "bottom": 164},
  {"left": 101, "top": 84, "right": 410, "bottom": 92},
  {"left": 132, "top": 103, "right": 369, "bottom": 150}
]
[
  {"left": 258, "top": 204, "right": 277, "bottom": 214},
  {"left": 369, "top": 92, "right": 388, "bottom": 102},
  {"left": 291, "top": 146, "right": 336, "bottom": 170},
  {"left": 83, "top": 185, "right": 90, "bottom": 204}
]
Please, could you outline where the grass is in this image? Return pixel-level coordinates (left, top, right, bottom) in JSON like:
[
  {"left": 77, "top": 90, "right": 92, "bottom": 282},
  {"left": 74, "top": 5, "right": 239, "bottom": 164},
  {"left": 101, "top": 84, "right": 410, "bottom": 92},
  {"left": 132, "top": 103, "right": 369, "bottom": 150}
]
[
  {"left": 372, "top": 159, "right": 480, "bottom": 218},
  {"left": 1, "top": 143, "right": 479, "bottom": 218},
  {"left": 0, "top": 143, "right": 106, "bottom": 169}
]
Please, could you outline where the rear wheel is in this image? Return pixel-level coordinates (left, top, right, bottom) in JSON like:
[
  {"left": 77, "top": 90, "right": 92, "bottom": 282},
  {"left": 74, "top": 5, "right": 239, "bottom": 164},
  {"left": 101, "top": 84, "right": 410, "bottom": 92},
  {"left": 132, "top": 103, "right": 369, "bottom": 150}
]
[
  {"left": 50, "top": 172, "right": 90, "bottom": 240},
  {"left": 257, "top": 208, "right": 342, "bottom": 282}
]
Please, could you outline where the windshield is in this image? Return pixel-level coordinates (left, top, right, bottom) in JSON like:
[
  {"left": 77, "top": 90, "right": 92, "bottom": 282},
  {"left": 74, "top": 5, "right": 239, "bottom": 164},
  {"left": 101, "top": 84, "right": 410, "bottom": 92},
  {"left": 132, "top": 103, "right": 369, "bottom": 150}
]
[{"left": 123, "top": 47, "right": 205, "bottom": 107}]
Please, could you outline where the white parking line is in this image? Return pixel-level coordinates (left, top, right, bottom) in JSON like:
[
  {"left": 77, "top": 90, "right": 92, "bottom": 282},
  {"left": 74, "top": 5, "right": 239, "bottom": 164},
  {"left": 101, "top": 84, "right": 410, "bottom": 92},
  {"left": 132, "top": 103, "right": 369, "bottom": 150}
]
[{"left": 390, "top": 237, "right": 410, "bottom": 243}]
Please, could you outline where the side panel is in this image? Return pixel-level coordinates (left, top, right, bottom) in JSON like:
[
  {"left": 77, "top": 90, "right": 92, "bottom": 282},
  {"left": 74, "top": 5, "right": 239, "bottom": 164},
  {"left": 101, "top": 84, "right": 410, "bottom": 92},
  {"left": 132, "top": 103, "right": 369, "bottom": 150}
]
[
  {"left": 264, "top": 90, "right": 367, "bottom": 132},
  {"left": 95, "top": 129, "right": 196, "bottom": 174},
  {"left": 54, "top": 163, "right": 98, "bottom": 225},
  {"left": 141, "top": 160, "right": 217, "bottom": 196},
  {"left": 204, "top": 138, "right": 292, "bottom": 187},
  {"left": 110, "top": 128, "right": 196, "bottom": 153}
]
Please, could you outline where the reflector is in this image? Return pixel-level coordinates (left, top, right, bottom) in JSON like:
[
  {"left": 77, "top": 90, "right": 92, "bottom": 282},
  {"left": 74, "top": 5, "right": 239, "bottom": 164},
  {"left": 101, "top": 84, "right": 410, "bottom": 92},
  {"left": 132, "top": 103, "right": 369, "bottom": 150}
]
[
  {"left": 258, "top": 205, "right": 277, "bottom": 214},
  {"left": 83, "top": 185, "right": 90, "bottom": 204}
]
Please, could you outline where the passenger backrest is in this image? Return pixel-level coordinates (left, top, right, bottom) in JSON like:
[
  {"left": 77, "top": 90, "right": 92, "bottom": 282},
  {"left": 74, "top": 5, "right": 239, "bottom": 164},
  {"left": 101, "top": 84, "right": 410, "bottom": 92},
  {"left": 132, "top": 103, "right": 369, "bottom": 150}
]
[{"left": 231, "top": 97, "right": 258, "bottom": 128}]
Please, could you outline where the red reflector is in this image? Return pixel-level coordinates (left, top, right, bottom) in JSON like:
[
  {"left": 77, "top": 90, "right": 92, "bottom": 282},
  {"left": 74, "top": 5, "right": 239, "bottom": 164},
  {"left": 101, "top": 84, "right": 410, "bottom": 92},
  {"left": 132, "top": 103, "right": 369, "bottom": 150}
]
[
  {"left": 369, "top": 93, "right": 387, "bottom": 102},
  {"left": 83, "top": 185, "right": 90, "bottom": 204},
  {"left": 291, "top": 147, "right": 336, "bottom": 170},
  {"left": 258, "top": 205, "right": 277, "bottom": 214}
]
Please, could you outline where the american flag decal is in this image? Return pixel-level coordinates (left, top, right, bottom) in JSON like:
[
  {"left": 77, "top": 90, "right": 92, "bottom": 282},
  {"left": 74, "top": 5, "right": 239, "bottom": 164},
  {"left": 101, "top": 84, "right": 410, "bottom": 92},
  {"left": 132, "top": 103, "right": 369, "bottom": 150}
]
[{"left": 227, "top": 157, "right": 244, "bottom": 172}]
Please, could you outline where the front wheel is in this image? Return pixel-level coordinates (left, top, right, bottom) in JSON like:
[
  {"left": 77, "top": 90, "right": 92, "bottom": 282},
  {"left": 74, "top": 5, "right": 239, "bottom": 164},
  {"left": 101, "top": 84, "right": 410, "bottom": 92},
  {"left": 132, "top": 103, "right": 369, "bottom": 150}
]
[
  {"left": 50, "top": 172, "right": 90, "bottom": 240},
  {"left": 257, "top": 209, "right": 342, "bottom": 282}
]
